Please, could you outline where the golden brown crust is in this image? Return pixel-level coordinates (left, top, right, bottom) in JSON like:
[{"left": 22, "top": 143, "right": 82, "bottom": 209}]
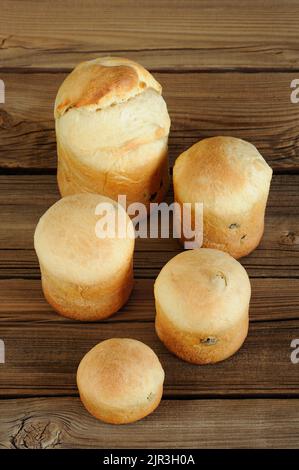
[
  {"left": 54, "top": 58, "right": 170, "bottom": 211},
  {"left": 155, "top": 300, "right": 249, "bottom": 364},
  {"left": 76, "top": 338, "right": 165, "bottom": 424},
  {"left": 154, "top": 248, "right": 251, "bottom": 364},
  {"left": 57, "top": 139, "right": 169, "bottom": 210},
  {"left": 41, "top": 261, "right": 134, "bottom": 321},
  {"left": 201, "top": 204, "right": 265, "bottom": 259},
  {"left": 34, "top": 194, "right": 135, "bottom": 321},
  {"left": 79, "top": 383, "right": 163, "bottom": 425},
  {"left": 175, "top": 199, "right": 265, "bottom": 259},
  {"left": 56, "top": 65, "right": 138, "bottom": 115},
  {"left": 55, "top": 56, "right": 162, "bottom": 117},
  {"left": 173, "top": 136, "right": 272, "bottom": 258}
]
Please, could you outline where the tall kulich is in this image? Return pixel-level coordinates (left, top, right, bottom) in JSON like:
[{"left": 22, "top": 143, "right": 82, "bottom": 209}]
[
  {"left": 54, "top": 57, "right": 171, "bottom": 212},
  {"left": 173, "top": 136, "right": 273, "bottom": 259}
]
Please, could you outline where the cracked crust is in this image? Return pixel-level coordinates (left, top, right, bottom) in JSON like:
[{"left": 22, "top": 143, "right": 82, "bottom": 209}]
[
  {"left": 54, "top": 56, "right": 162, "bottom": 117},
  {"left": 54, "top": 57, "right": 171, "bottom": 211},
  {"left": 154, "top": 248, "right": 251, "bottom": 364},
  {"left": 77, "top": 339, "right": 165, "bottom": 424}
]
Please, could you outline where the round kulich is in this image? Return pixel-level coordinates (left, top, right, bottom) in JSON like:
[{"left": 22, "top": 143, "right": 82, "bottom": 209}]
[
  {"left": 173, "top": 136, "right": 273, "bottom": 258},
  {"left": 77, "top": 338, "right": 165, "bottom": 424},
  {"left": 154, "top": 248, "right": 251, "bottom": 364},
  {"left": 55, "top": 57, "right": 171, "bottom": 211},
  {"left": 34, "top": 193, "right": 135, "bottom": 321}
]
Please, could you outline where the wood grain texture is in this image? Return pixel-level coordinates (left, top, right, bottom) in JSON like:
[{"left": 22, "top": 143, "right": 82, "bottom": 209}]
[
  {"left": 0, "top": 318, "right": 298, "bottom": 397},
  {"left": 1, "top": 0, "right": 299, "bottom": 71},
  {"left": 1, "top": 277, "right": 299, "bottom": 323},
  {"left": 1, "top": 72, "right": 299, "bottom": 170},
  {"left": 1, "top": 0, "right": 299, "bottom": 449},
  {"left": 1, "top": 397, "right": 299, "bottom": 448},
  {"left": 0, "top": 175, "right": 298, "bottom": 278},
  {"left": 1, "top": 246, "right": 299, "bottom": 279}
]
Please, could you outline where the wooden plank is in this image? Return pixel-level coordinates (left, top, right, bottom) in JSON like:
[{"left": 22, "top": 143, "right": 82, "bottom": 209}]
[
  {"left": 2, "top": 203, "right": 299, "bottom": 252},
  {"left": 1, "top": 72, "right": 299, "bottom": 170},
  {"left": 0, "top": 277, "right": 299, "bottom": 324},
  {"left": 0, "top": 319, "right": 298, "bottom": 396},
  {"left": 1, "top": 397, "right": 299, "bottom": 448},
  {"left": 1, "top": 1, "right": 299, "bottom": 71},
  {"left": 0, "top": 174, "right": 298, "bottom": 278},
  {"left": 1, "top": 246, "right": 299, "bottom": 279},
  {"left": 0, "top": 0, "right": 298, "bottom": 449},
  {"left": 2, "top": 174, "right": 298, "bottom": 210}
]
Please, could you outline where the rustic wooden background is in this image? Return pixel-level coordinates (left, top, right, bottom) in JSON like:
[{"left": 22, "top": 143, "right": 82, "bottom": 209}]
[{"left": 0, "top": 0, "right": 299, "bottom": 449}]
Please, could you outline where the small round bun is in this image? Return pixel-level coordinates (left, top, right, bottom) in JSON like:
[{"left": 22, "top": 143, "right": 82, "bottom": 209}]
[
  {"left": 77, "top": 338, "right": 165, "bottom": 424},
  {"left": 55, "top": 57, "right": 171, "bottom": 211},
  {"left": 154, "top": 248, "right": 251, "bottom": 364},
  {"left": 34, "top": 193, "right": 134, "bottom": 321},
  {"left": 173, "top": 136, "right": 273, "bottom": 258}
]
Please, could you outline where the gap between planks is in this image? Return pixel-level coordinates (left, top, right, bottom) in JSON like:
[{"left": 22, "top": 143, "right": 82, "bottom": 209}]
[
  {"left": 2, "top": 0, "right": 299, "bottom": 73},
  {"left": 3, "top": 66, "right": 299, "bottom": 74},
  {"left": 0, "top": 318, "right": 299, "bottom": 397},
  {"left": 1, "top": 72, "right": 299, "bottom": 171},
  {"left": 0, "top": 278, "right": 299, "bottom": 324},
  {"left": 1, "top": 397, "right": 299, "bottom": 448}
]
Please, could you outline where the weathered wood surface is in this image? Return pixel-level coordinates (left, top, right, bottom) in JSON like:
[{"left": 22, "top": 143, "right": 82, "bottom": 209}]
[
  {"left": 0, "top": 272, "right": 298, "bottom": 398},
  {"left": 0, "top": 175, "right": 298, "bottom": 278},
  {"left": 1, "top": 397, "right": 299, "bottom": 449},
  {"left": 1, "top": 277, "right": 299, "bottom": 323},
  {"left": 1, "top": 0, "right": 299, "bottom": 71},
  {"left": 1, "top": 0, "right": 299, "bottom": 450},
  {"left": 0, "top": 317, "right": 298, "bottom": 397},
  {"left": 1, "top": 72, "right": 299, "bottom": 170}
]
